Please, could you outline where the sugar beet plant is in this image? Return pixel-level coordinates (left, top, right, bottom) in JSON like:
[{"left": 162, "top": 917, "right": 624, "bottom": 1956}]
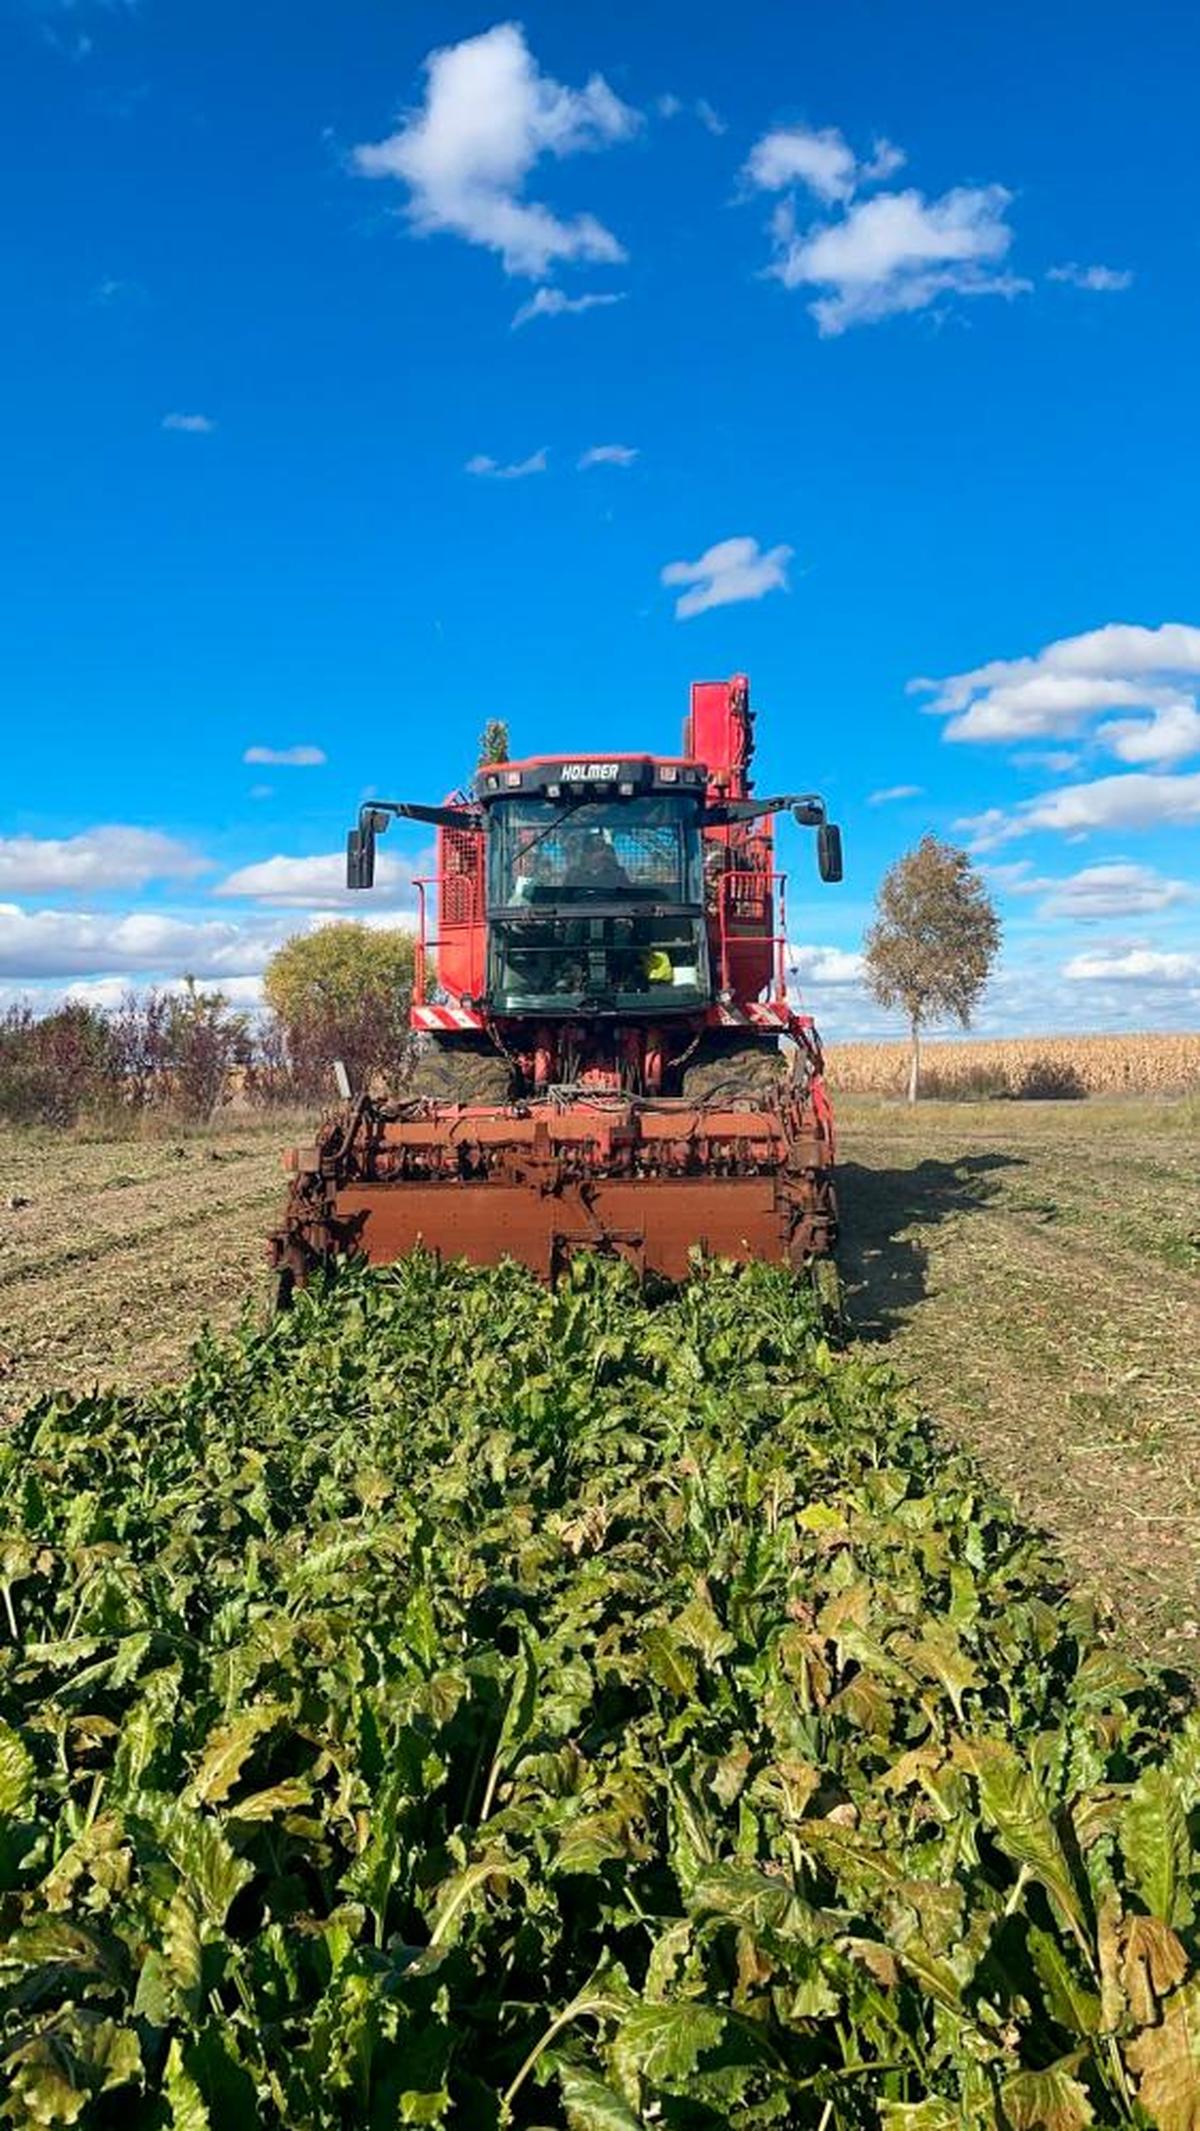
[{"left": 2, "top": 1257, "right": 1199, "bottom": 2128}]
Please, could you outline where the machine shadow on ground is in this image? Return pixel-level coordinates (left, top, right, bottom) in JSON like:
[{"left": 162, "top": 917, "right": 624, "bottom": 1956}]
[{"left": 835, "top": 1150, "right": 1024, "bottom": 1336}]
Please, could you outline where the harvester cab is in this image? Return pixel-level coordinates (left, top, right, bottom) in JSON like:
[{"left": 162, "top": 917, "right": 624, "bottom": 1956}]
[{"left": 270, "top": 674, "right": 844, "bottom": 1292}]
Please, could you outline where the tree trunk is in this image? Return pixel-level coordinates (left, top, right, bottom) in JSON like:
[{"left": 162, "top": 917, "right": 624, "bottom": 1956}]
[{"left": 907, "top": 1019, "right": 921, "bottom": 1104}]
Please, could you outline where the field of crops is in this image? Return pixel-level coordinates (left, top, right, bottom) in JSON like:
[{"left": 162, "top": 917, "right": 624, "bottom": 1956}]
[
  {"left": 4, "top": 1252, "right": 1200, "bottom": 2128},
  {"left": 825, "top": 1033, "right": 1200, "bottom": 1099}
]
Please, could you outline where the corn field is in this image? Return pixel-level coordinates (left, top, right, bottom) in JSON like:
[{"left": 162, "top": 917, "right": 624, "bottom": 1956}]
[{"left": 825, "top": 1030, "right": 1200, "bottom": 1098}]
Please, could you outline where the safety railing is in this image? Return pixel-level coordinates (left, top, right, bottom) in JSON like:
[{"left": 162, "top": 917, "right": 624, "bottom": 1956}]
[
  {"left": 714, "top": 866, "right": 788, "bottom": 1001},
  {"left": 412, "top": 870, "right": 484, "bottom": 1004}
]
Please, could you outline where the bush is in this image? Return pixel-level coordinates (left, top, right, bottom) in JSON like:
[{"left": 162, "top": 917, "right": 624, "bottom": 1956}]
[
  {"left": 1015, "top": 1055, "right": 1088, "bottom": 1100},
  {"left": 0, "top": 986, "right": 258, "bottom": 1130},
  {"left": 0, "top": 1003, "right": 117, "bottom": 1126}
]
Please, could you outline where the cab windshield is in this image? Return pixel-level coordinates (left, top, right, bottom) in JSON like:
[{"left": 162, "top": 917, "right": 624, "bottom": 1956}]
[
  {"left": 489, "top": 794, "right": 703, "bottom": 907},
  {"left": 486, "top": 794, "right": 710, "bottom": 1014}
]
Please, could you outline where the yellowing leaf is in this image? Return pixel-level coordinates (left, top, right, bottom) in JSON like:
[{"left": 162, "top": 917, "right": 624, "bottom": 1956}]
[
  {"left": 164, "top": 2037, "right": 211, "bottom": 2131},
  {"left": 611, "top": 2001, "right": 725, "bottom": 2092},
  {"left": 641, "top": 1626, "right": 697, "bottom": 1699},
  {"left": 1029, "top": 1928, "right": 1101, "bottom": 2037},
  {"left": 797, "top": 1502, "right": 844, "bottom": 1532},
  {"left": 164, "top": 1885, "right": 203, "bottom": 2019},
  {"left": 1122, "top": 1913, "right": 1189, "bottom": 2028},
  {"left": 0, "top": 1717, "right": 35, "bottom": 1815},
  {"left": 1001, "top": 2057, "right": 1094, "bottom": 2131},
  {"left": 188, "top": 1702, "right": 286, "bottom": 1806},
  {"left": 1122, "top": 1765, "right": 1193, "bottom": 1927},
  {"left": 956, "top": 1738, "right": 1086, "bottom": 1937},
  {"left": 558, "top": 2066, "right": 644, "bottom": 2130},
  {"left": 879, "top": 2103, "right": 967, "bottom": 2130},
  {"left": 1126, "top": 1977, "right": 1200, "bottom": 2131}
]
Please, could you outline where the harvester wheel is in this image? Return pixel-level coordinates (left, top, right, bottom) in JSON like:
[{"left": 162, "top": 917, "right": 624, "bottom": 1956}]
[
  {"left": 405, "top": 1035, "right": 513, "bottom": 1105},
  {"left": 680, "top": 1032, "right": 785, "bottom": 1105}
]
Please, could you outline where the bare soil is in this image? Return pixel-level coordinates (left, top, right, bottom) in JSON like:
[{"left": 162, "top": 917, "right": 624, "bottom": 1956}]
[
  {"left": 837, "top": 1095, "right": 1200, "bottom": 1669},
  {"left": 2, "top": 1097, "right": 1197, "bottom": 1670},
  {"left": 0, "top": 1119, "right": 292, "bottom": 1417}
]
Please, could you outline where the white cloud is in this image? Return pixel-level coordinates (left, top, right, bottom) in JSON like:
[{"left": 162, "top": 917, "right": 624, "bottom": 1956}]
[
  {"left": 465, "top": 447, "right": 548, "bottom": 479},
  {"left": 1036, "top": 863, "right": 1196, "bottom": 923},
  {"left": 1047, "top": 262, "right": 1133, "bottom": 292},
  {"left": 578, "top": 442, "right": 638, "bottom": 469},
  {"left": 743, "top": 123, "right": 858, "bottom": 204},
  {"left": 352, "top": 21, "right": 638, "bottom": 280},
  {"left": 758, "top": 938, "right": 1200, "bottom": 1041},
  {"left": 60, "top": 972, "right": 269, "bottom": 1013},
  {"left": 162, "top": 413, "right": 215, "bottom": 434},
  {"left": 243, "top": 744, "right": 327, "bottom": 767},
  {"left": 0, "top": 827, "right": 206, "bottom": 896},
  {"left": 214, "top": 851, "right": 421, "bottom": 909},
  {"left": 860, "top": 137, "right": 906, "bottom": 185},
  {"left": 656, "top": 93, "right": 725, "bottom": 134},
  {"left": 1098, "top": 700, "right": 1200, "bottom": 765},
  {"left": 1063, "top": 946, "right": 1200, "bottom": 985},
  {"left": 919, "top": 622, "right": 1200, "bottom": 763},
  {"left": 511, "top": 287, "right": 626, "bottom": 328},
  {"left": 0, "top": 904, "right": 280, "bottom": 981},
  {"left": 959, "top": 769, "right": 1200, "bottom": 847},
  {"left": 741, "top": 120, "right": 1022, "bottom": 333},
  {"left": 867, "top": 783, "right": 922, "bottom": 805},
  {"left": 773, "top": 185, "right": 1026, "bottom": 334},
  {"left": 660, "top": 535, "right": 792, "bottom": 620},
  {"left": 788, "top": 943, "right": 864, "bottom": 985}
]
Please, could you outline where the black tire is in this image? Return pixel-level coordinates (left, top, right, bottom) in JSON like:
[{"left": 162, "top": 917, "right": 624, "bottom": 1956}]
[
  {"left": 405, "top": 1035, "right": 513, "bottom": 1105},
  {"left": 679, "top": 1032, "right": 786, "bottom": 1105}
]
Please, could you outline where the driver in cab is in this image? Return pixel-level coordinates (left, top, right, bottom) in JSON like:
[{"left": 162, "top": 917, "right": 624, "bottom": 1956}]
[{"left": 569, "top": 828, "right": 630, "bottom": 891}]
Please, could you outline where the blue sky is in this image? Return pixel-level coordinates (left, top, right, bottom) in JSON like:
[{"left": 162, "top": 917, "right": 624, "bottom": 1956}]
[{"left": 3, "top": 0, "right": 1199, "bottom": 1036}]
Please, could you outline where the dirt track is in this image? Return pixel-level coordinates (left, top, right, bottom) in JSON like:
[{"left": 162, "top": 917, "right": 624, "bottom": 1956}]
[{"left": 2, "top": 1097, "right": 1198, "bottom": 1667}]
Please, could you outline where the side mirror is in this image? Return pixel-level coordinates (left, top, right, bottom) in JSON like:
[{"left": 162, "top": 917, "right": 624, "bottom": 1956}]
[
  {"left": 346, "top": 825, "right": 375, "bottom": 890},
  {"left": 792, "top": 799, "right": 825, "bottom": 829},
  {"left": 817, "top": 822, "right": 843, "bottom": 884}
]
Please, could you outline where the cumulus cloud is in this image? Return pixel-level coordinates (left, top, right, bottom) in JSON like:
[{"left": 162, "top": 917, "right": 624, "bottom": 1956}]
[
  {"left": 578, "top": 442, "right": 638, "bottom": 468},
  {"left": 867, "top": 783, "right": 922, "bottom": 805},
  {"left": 511, "top": 287, "right": 626, "bottom": 327},
  {"left": 1036, "top": 863, "right": 1196, "bottom": 923},
  {"left": 1047, "top": 262, "right": 1133, "bottom": 292},
  {"left": 1099, "top": 701, "right": 1200, "bottom": 765},
  {"left": 465, "top": 447, "right": 548, "bottom": 479},
  {"left": 788, "top": 944, "right": 864, "bottom": 984},
  {"left": 0, "top": 827, "right": 206, "bottom": 896},
  {"left": 242, "top": 744, "right": 327, "bottom": 767},
  {"left": 741, "top": 120, "right": 1022, "bottom": 333},
  {"left": 917, "top": 622, "right": 1200, "bottom": 765},
  {"left": 0, "top": 904, "right": 280, "bottom": 981},
  {"left": 959, "top": 769, "right": 1200, "bottom": 848},
  {"left": 743, "top": 123, "right": 859, "bottom": 204},
  {"left": 56, "top": 973, "right": 268, "bottom": 1014},
  {"left": 162, "top": 413, "right": 215, "bottom": 434},
  {"left": 660, "top": 535, "right": 792, "bottom": 620},
  {"left": 1063, "top": 946, "right": 1200, "bottom": 985},
  {"left": 214, "top": 851, "right": 421, "bottom": 909},
  {"left": 352, "top": 21, "right": 639, "bottom": 280}
]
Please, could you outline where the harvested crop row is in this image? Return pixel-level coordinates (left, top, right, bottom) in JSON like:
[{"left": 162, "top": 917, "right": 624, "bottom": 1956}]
[{"left": 1, "top": 1258, "right": 1198, "bottom": 2128}]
